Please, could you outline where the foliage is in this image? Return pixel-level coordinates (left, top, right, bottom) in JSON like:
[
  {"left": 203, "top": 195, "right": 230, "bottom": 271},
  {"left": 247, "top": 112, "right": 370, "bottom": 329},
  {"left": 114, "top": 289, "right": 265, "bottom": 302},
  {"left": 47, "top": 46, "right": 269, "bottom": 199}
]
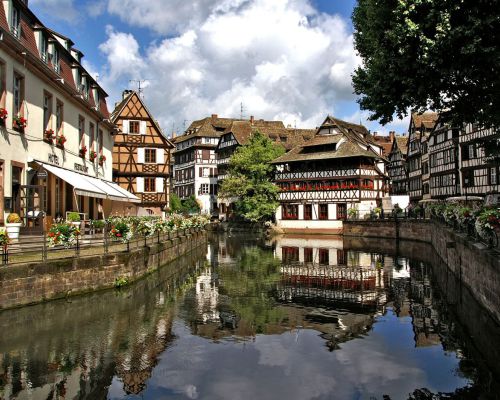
[
  {"left": 67, "top": 212, "right": 81, "bottom": 222},
  {"left": 6, "top": 213, "right": 21, "bottom": 224},
  {"left": 114, "top": 276, "right": 129, "bottom": 288},
  {"left": 348, "top": 206, "right": 359, "bottom": 219},
  {"left": 90, "top": 219, "right": 105, "bottom": 229},
  {"left": 47, "top": 223, "right": 80, "bottom": 248},
  {"left": 181, "top": 195, "right": 201, "bottom": 214},
  {"left": 13, "top": 115, "right": 27, "bottom": 129},
  {"left": 352, "top": 0, "right": 500, "bottom": 133},
  {"left": 475, "top": 208, "right": 500, "bottom": 240},
  {"left": 137, "top": 218, "right": 160, "bottom": 238},
  {"left": 0, "top": 228, "right": 10, "bottom": 247},
  {"left": 169, "top": 193, "right": 183, "bottom": 213},
  {"left": 219, "top": 131, "right": 285, "bottom": 222},
  {"left": 109, "top": 219, "right": 133, "bottom": 243},
  {"left": 0, "top": 108, "right": 8, "bottom": 120}
]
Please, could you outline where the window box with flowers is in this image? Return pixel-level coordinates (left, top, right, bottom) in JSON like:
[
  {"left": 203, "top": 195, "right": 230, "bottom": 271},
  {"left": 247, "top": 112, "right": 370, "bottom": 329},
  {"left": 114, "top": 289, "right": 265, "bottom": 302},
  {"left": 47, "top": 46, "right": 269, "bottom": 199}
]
[
  {"left": 47, "top": 223, "right": 80, "bottom": 248},
  {"left": 13, "top": 115, "right": 27, "bottom": 131},
  {"left": 56, "top": 134, "right": 67, "bottom": 148},
  {"left": 0, "top": 108, "right": 7, "bottom": 125},
  {"left": 99, "top": 154, "right": 106, "bottom": 166},
  {"left": 79, "top": 146, "right": 87, "bottom": 158},
  {"left": 44, "top": 129, "right": 55, "bottom": 144},
  {"left": 89, "top": 150, "right": 97, "bottom": 162}
]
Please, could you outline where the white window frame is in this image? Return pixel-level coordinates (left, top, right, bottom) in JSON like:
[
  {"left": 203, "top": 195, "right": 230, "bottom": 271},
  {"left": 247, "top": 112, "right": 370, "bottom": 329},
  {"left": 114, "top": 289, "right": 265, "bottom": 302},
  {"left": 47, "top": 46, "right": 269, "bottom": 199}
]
[
  {"left": 200, "top": 183, "right": 209, "bottom": 194},
  {"left": 11, "top": 7, "right": 20, "bottom": 38}
]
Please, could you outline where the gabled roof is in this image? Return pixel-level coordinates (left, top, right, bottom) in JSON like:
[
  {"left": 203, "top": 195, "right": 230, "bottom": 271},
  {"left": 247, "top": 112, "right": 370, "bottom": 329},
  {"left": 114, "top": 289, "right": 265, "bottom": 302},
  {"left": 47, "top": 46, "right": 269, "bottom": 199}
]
[
  {"left": 409, "top": 112, "right": 439, "bottom": 140},
  {"left": 389, "top": 136, "right": 409, "bottom": 156},
  {"left": 271, "top": 115, "right": 384, "bottom": 164},
  {"left": 175, "top": 116, "right": 238, "bottom": 143},
  {"left": 110, "top": 91, "right": 174, "bottom": 147}
]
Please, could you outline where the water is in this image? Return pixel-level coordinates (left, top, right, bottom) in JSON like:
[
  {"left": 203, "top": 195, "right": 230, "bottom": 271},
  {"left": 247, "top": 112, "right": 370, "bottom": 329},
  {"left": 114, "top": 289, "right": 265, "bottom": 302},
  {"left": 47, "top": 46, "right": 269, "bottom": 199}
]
[{"left": 0, "top": 233, "right": 499, "bottom": 400}]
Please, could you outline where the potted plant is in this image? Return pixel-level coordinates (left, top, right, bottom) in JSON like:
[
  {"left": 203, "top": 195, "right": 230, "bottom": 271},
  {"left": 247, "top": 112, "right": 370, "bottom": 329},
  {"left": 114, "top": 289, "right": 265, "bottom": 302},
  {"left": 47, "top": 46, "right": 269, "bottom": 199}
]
[
  {"left": 57, "top": 134, "right": 67, "bottom": 147},
  {"left": 347, "top": 207, "right": 359, "bottom": 220},
  {"left": 89, "top": 150, "right": 97, "bottom": 162},
  {"left": 67, "top": 211, "right": 81, "bottom": 228},
  {"left": 47, "top": 223, "right": 80, "bottom": 248},
  {"left": 109, "top": 219, "right": 133, "bottom": 243},
  {"left": 44, "top": 129, "right": 55, "bottom": 144},
  {"left": 5, "top": 213, "right": 22, "bottom": 239},
  {"left": 0, "top": 227, "right": 10, "bottom": 249},
  {"left": 13, "top": 115, "right": 27, "bottom": 130},
  {"left": 99, "top": 154, "right": 106, "bottom": 165},
  {"left": 79, "top": 145, "right": 87, "bottom": 158},
  {"left": 0, "top": 108, "right": 7, "bottom": 124}
]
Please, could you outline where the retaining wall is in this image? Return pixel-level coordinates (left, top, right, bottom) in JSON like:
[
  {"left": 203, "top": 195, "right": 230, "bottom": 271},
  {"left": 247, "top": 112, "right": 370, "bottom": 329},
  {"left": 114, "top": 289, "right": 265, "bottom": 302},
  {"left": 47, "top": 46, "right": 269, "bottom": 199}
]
[
  {"left": 344, "top": 220, "right": 500, "bottom": 325},
  {"left": 0, "top": 229, "right": 207, "bottom": 310}
]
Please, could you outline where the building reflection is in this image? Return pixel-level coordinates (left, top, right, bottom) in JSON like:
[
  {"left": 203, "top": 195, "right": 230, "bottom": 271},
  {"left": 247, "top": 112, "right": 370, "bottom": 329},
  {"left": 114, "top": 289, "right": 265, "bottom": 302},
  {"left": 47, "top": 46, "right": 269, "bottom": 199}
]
[{"left": 0, "top": 250, "right": 206, "bottom": 399}]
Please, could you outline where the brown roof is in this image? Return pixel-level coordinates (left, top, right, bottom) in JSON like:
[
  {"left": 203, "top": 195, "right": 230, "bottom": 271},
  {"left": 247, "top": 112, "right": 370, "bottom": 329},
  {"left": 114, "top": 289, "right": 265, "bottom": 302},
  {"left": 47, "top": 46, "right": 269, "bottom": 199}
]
[
  {"left": 391, "top": 136, "right": 409, "bottom": 156},
  {"left": 411, "top": 112, "right": 439, "bottom": 129},
  {"left": 175, "top": 116, "right": 238, "bottom": 143}
]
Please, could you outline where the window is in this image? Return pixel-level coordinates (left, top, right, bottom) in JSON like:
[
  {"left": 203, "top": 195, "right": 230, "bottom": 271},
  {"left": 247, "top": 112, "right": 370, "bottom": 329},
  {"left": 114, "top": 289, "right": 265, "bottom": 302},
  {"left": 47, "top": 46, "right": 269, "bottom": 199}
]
[
  {"left": 282, "top": 247, "right": 299, "bottom": 263},
  {"left": 129, "top": 120, "right": 140, "bottom": 134},
  {"left": 319, "top": 248, "right": 329, "bottom": 265},
  {"left": 337, "top": 204, "right": 347, "bottom": 220},
  {"left": 0, "top": 62, "right": 5, "bottom": 107},
  {"left": 203, "top": 167, "right": 210, "bottom": 177},
  {"left": 56, "top": 101, "right": 63, "bottom": 136},
  {"left": 78, "top": 116, "right": 85, "bottom": 146},
  {"left": 145, "top": 148, "right": 157, "bottom": 163},
  {"left": 144, "top": 177, "right": 156, "bottom": 192},
  {"left": 463, "top": 170, "right": 475, "bottom": 187},
  {"left": 89, "top": 122, "right": 95, "bottom": 149},
  {"left": 40, "top": 34, "right": 48, "bottom": 63},
  {"left": 199, "top": 183, "right": 209, "bottom": 194},
  {"left": 337, "top": 250, "right": 347, "bottom": 265},
  {"left": 11, "top": 7, "right": 20, "bottom": 38},
  {"left": 98, "top": 129, "right": 103, "bottom": 154},
  {"left": 304, "top": 204, "right": 312, "bottom": 220},
  {"left": 52, "top": 46, "right": 60, "bottom": 73},
  {"left": 468, "top": 144, "right": 477, "bottom": 160},
  {"left": 304, "top": 248, "right": 313, "bottom": 263},
  {"left": 282, "top": 204, "right": 298, "bottom": 220},
  {"left": 319, "top": 204, "right": 328, "bottom": 220},
  {"left": 490, "top": 167, "right": 498, "bottom": 185},
  {"left": 43, "top": 92, "right": 52, "bottom": 131},
  {"left": 13, "top": 73, "right": 24, "bottom": 116}
]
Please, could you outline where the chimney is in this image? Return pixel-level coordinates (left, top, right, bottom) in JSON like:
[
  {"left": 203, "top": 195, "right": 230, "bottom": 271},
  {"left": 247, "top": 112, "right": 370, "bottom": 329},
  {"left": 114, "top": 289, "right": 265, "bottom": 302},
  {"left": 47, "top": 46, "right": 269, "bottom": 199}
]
[
  {"left": 389, "top": 131, "right": 395, "bottom": 141},
  {"left": 373, "top": 131, "right": 378, "bottom": 137},
  {"left": 171, "top": 131, "right": 176, "bottom": 139},
  {"left": 211, "top": 114, "right": 218, "bottom": 120},
  {"left": 122, "top": 89, "right": 132, "bottom": 100},
  {"left": 250, "top": 115, "right": 254, "bottom": 124}
]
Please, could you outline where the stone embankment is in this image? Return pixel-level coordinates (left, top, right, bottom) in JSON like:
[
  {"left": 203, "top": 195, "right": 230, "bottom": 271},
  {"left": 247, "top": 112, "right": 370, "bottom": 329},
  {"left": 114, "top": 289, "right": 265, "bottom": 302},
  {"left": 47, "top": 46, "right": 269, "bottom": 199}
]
[
  {"left": 344, "top": 220, "right": 500, "bottom": 325},
  {"left": 0, "top": 229, "right": 207, "bottom": 310}
]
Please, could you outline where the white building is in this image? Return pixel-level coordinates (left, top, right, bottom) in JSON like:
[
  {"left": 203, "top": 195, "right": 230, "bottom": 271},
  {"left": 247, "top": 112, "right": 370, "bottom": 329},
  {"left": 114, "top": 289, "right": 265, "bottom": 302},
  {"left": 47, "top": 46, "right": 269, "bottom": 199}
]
[{"left": 0, "top": 0, "right": 138, "bottom": 229}]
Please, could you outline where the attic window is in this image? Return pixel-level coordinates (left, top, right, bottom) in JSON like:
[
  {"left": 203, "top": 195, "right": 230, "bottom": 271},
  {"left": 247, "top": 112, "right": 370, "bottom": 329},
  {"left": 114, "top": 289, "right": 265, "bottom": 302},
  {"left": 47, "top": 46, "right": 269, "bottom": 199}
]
[{"left": 280, "top": 136, "right": 287, "bottom": 142}]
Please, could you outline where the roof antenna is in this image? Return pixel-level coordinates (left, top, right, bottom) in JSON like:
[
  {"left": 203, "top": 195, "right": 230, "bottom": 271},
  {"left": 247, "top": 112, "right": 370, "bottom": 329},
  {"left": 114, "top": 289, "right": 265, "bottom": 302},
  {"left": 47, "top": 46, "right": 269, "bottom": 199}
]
[
  {"left": 129, "top": 79, "right": 148, "bottom": 98},
  {"left": 240, "top": 102, "right": 246, "bottom": 120}
]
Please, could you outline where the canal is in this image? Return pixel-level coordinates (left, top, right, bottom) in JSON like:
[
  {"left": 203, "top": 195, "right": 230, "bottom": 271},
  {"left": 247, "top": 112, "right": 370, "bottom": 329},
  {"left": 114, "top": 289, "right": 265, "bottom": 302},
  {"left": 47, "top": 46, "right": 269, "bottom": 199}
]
[{"left": 0, "top": 233, "right": 499, "bottom": 399}]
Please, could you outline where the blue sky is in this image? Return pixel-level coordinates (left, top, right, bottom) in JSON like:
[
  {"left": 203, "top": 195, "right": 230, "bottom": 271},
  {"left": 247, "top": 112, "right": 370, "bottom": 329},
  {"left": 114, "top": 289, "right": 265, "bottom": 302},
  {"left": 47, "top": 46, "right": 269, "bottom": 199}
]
[{"left": 29, "top": 0, "right": 407, "bottom": 135}]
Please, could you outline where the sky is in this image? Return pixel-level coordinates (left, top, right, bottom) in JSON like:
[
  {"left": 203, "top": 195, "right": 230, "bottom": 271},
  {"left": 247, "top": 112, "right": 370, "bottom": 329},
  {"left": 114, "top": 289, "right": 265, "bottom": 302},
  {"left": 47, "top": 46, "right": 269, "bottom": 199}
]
[{"left": 29, "top": 0, "right": 409, "bottom": 137}]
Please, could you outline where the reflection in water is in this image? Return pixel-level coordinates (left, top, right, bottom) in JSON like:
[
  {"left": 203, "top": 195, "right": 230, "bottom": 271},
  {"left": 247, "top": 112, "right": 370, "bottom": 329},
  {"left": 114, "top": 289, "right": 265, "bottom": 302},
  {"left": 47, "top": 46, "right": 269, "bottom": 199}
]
[{"left": 0, "top": 234, "right": 499, "bottom": 399}]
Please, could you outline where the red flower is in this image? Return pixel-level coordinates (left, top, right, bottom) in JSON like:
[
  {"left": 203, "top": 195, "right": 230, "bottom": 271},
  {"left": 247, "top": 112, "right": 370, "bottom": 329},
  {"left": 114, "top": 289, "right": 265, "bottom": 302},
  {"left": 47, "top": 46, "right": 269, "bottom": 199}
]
[{"left": 116, "top": 233, "right": 122, "bottom": 237}]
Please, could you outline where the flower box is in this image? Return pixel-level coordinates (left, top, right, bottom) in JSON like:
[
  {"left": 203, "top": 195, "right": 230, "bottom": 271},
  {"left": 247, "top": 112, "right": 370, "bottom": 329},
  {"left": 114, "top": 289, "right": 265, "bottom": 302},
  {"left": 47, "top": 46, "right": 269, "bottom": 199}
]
[
  {"left": 99, "top": 154, "right": 106, "bottom": 165},
  {"left": 13, "top": 115, "right": 27, "bottom": 131},
  {"left": 0, "top": 108, "right": 7, "bottom": 125},
  {"left": 56, "top": 135, "right": 67, "bottom": 148},
  {"left": 44, "top": 129, "right": 55, "bottom": 144},
  {"left": 89, "top": 150, "right": 97, "bottom": 162},
  {"left": 79, "top": 146, "right": 88, "bottom": 158}
]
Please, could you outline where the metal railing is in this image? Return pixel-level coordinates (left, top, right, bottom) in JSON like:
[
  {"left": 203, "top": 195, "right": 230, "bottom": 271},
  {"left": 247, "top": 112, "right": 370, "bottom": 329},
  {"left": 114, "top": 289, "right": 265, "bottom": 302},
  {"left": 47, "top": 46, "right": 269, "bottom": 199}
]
[{"left": 1, "top": 223, "right": 203, "bottom": 266}]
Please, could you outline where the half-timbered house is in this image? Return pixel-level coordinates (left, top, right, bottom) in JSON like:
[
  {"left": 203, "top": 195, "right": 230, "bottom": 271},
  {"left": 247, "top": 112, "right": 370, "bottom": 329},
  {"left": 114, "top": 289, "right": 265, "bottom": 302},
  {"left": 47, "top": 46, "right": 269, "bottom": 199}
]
[
  {"left": 387, "top": 136, "right": 409, "bottom": 195},
  {"left": 271, "top": 116, "right": 388, "bottom": 234},
  {"left": 428, "top": 115, "right": 460, "bottom": 199},
  {"left": 406, "top": 112, "right": 438, "bottom": 203},
  {"left": 459, "top": 124, "right": 499, "bottom": 200},
  {"left": 111, "top": 90, "right": 174, "bottom": 216}
]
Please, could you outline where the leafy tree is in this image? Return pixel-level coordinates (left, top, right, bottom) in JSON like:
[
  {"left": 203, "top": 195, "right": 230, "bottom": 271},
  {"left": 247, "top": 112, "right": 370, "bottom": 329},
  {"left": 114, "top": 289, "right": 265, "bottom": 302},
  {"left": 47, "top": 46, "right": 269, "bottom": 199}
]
[
  {"left": 181, "top": 195, "right": 201, "bottom": 214},
  {"left": 352, "top": 0, "right": 500, "bottom": 131},
  {"left": 219, "top": 131, "right": 285, "bottom": 222},
  {"left": 169, "top": 193, "right": 183, "bottom": 213}
]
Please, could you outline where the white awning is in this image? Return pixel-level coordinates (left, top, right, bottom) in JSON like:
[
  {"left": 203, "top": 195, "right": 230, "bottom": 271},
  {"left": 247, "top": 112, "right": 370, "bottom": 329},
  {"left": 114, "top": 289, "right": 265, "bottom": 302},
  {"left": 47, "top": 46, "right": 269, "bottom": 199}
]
[{"left": 37, "top": 162, "right": 140, "bottom": 203}]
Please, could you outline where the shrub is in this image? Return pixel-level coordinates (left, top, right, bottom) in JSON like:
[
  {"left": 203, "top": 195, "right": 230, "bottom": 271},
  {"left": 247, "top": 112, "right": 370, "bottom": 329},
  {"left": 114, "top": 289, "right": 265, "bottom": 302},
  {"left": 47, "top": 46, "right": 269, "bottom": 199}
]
[
  {"left": 47, "top": 223, "right": 80, "bottom": 248},
  {"left": 90, "top": 219, "right": 105, "bottom": 229},
  {"left": 114, "top": 276, "right": 129, "bottom": 288},
  {"left": 67, "top": 212, "right": 81, "bottom": 222},
  {"left": 6, "top": 213, "right": 21, "bottom": 224}
]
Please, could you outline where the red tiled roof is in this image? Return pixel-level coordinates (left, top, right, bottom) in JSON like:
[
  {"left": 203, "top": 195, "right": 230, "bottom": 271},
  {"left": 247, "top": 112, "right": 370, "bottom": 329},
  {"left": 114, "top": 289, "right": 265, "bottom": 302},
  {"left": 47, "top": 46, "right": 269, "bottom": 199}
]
[
  {"left": 0, "top": 3, "right": 9, "bottom": 31},
  {"left": 19, "top": 19, "right": 39, "bottom": 58}
]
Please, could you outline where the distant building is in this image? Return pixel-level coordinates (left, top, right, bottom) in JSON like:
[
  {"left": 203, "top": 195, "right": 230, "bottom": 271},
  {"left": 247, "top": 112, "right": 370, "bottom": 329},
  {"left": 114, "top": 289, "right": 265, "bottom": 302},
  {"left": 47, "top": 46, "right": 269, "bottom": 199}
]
[
  {"left": 387, "top": 135, "right": 409, "bottom": 195},
  {"left": 272, "top": 116, "right": 388, "bottom": 234},
  {"left": 110, "top": 90, "right": 174, "bottom": 216},
  {"left": 406, "top": 112, "right": 439, "bottom": 203}
]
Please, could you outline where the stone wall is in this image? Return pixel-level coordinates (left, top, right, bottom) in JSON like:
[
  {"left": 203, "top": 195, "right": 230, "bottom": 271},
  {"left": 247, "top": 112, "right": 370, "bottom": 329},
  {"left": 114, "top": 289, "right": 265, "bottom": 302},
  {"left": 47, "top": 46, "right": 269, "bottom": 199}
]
[
  {"left": 0, "top": 229, "right": 207, "bottom": 310},
  {"left": 344, "top": 220, "right": 500, "bottom": 325}
]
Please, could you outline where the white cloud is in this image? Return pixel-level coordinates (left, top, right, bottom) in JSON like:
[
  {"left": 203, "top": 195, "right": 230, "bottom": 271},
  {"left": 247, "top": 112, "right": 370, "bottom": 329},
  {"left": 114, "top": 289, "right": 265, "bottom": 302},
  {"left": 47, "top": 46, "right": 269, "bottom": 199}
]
[{"left": 98, "top": 0, "right": 404, "bottom": 135}]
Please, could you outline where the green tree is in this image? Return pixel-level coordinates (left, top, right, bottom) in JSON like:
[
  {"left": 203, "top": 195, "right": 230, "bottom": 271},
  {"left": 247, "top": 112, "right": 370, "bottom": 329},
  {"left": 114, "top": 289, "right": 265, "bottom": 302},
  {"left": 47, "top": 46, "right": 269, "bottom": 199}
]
[
  {"left": 181, "top": 195, "right": 201, "bottom": 214},
  {"left": 352, "top": 0, "right": 500, "bottom": 132},
  {"left": 219, "top": 131, "right": 285, "bottom": 222},
  {"left": 169, "top": 193, "right": 182, "bottom": 213}
]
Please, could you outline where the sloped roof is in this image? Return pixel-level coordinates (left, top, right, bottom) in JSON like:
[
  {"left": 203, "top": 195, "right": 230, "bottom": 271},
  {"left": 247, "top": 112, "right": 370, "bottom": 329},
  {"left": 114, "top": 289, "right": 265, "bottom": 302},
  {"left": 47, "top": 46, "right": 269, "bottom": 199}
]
[
  {"left": 411, "top": 112, "right": 439, "bottom": 129},
  {"left": 395, "top": 136, "right": 409, "bottom": 155},
  {"left": 175, "top": 116, "right": 238, "bottom": 143}
]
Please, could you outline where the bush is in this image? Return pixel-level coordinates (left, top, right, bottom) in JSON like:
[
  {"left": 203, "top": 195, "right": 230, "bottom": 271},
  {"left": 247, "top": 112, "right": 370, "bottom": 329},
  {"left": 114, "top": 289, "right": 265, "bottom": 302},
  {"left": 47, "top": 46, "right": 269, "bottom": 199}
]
[
  {"left": 67, "top": 212, "right": 81, "bottom": 222},
  {"left": 6, "top": 213, "right": 21, "bottom": 223},
  {"left": 91, "top": 219, "right": 105, "bottom": 229}
]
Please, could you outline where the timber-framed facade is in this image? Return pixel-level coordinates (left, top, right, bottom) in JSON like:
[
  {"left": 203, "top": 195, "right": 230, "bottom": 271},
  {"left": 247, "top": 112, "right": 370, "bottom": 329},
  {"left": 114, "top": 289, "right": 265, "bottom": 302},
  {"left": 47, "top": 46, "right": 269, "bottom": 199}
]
[
  {"left": 387, "top": 136, "right": 409, "bottom": 195},
  {"left": 272, "top": 116, "right": 388, "bottom": 234},
  {"left": 111, "top": 90, "right": 173, "bottom": 216}
]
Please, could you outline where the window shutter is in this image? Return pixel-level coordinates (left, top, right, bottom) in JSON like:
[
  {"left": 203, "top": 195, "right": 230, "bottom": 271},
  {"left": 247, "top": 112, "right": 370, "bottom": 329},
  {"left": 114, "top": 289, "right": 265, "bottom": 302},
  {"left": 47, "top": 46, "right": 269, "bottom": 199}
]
[
  {"left": 137, "top": 148, "right": 145, "bottom": 163},
  {"left": 136, "top": 177, "right": 144, "bottom": 193},
  {"left": 140, "top": 121, "right": 147, "bottom": 135},
  {"left": 156, "top": 148, "right": 164, "bottom": 164},
  {"left": 122, "top": 120, "right": 129, "bottom": 134},
  {"left": 156, "top": 177, "right": 164, "bottom": 193}
]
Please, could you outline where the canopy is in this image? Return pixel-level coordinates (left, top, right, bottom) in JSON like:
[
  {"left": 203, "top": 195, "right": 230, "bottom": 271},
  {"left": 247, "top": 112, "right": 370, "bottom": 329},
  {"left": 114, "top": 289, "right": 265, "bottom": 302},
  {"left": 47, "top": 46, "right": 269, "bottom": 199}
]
[{"left": 37, "top": 162, "right": 140, "bottom": 203}]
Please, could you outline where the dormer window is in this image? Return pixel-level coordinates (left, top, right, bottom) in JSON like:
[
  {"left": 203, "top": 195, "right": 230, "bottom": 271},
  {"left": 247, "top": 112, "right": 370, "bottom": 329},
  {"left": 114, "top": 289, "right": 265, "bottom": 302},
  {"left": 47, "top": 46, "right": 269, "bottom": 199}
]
[
  {"left": 40, "top": 34, "right": 48, "bottom": 63},
  {"left": 11, "top": 7, "right": 21, "bottom": 39},
  {"left": 50, "top": 45, "right": 60, "bottom": 74}
]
